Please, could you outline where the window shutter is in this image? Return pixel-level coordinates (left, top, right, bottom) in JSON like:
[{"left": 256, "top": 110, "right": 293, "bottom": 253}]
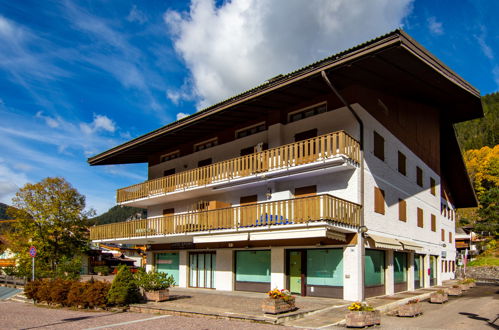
[
  {"left": 430, "top": 177, "right": 436, "bottom": 195},
  {"left": 374, "top": 187, "right": 385, "bottom": 215},
  {"left": 294, "top": 185, "right": 317, "bottom": 197},
  {"left": 417, "top": 208, "right": 424, "bottom": 227},
  {"left": 449, "top": 232, "right": 452, "bottom": 243},
  {"left": 441, "top": 229, "right": 445, "bottom": 241},
  {"left": 431, "top": 214, "right": 436, "bottom": 232},
  {"left": 398, "top": 198, "right": 407, "bottom": 222},
  {"left": 416, "top": 167, "right": 423, "bottom": 187},
  {"left": 163, "top": 208, "right": 174, "bottom": 216}
]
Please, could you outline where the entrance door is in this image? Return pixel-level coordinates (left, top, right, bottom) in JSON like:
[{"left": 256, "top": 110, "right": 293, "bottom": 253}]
[
  {"left": 289, "top": 251, "right": 303, "bottom": 295},
  {"left": 414, "top": 254, "right": 423, "bottom": 289},
  {"left": 189, "top": 252, "right": 216, "bottom": 288},
  {"left": 430, "top": 255, "right": 437, "bottom": 286},
  {"left": 156, "top": 253, "right": 179, "bottom": 285}
]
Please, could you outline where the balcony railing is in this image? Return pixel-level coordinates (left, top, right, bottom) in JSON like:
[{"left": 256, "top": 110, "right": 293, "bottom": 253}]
[
  {"left": 90, "top": 194, "right": 361, "bottom": 241},
  {"left": 117, "top": 131, "right": 360, "bottom": 204}
]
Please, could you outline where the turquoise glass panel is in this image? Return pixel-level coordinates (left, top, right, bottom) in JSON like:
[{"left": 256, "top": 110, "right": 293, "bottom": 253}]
[
  {"left": 394, "top": 252, "right": 407, "bottom": 283},
  {"left": 235, "top": 250, "right": 270, "bottom": 283},
  {"left": 306, "top": 249, "right": 343, "bottom": 286},
  {"left": 365, "top": 249, "right": 385, "bottom": 286},
  {"left": 156, "top": 252, "right": 179, "bottom": 285}
]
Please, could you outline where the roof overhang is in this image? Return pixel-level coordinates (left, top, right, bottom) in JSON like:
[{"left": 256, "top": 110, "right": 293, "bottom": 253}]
[{"left": 88, "top": 30, "right": 482, "bottom": 166}]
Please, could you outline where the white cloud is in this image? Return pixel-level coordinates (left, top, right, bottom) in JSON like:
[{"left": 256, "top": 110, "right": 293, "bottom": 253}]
[
  {"left": 427, "top": 17, "right": 443, "bottom": 35},
  {"left": 164, "top": 0, "right": 413, "bottom": 108},
  {"left": 176, "top": 112, "right": 190, "bottom": 120},
  {"left": 127, "top": 5, "right": 148, "bottom": 24},
  {"left": 80, "top": 114, "right": 116, "bottom": 135},
  {"left": 36, "top": 111, "right": 60, "bottom": 128},
  {"left": 475, "top": 28, "right": 494, "bottom": 60},
  {"left": 0, "top": 159, "right": 29, "bottom": 204},
  {"left": 493, "top": 66, "right": 499, "bottom": 90}
]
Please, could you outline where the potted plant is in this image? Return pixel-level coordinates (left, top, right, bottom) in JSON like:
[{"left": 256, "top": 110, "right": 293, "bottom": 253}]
[
  {"left": 136, "top": 270, "right": 175, "bottom": 302},
  {"left": 446, "top": 285, "right": 462, "bottom": 296},
  {"left": 430, "top": 289, "right": 448, "bottom": 304},
  {"left": 463, "top": 278, "right": 476, "bottom": 288},
  {"left": 397, "top": 299, "right": 422, "bottom": 317},
  {"left": 345, "top": 302, "right": 380, "bottom": 327},
  {"left": 262, "top": 288, "right": 296, "bottom": 314},
  {"left": 458, "top": 280, "right": 470, "bottom": 291}
]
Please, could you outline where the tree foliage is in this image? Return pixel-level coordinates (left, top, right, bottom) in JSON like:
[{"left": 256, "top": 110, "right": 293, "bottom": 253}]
[
  {"left": 107, "top": 265, "right": 140, "bottom": 306},
  {"left": 90, "top": 205, "right": 146, "bottom": 225},
  {"left": 455, "top": 92, "right": 499, "bottom": 151},
  {"left": 6, "top": 177, "right": 93, "bottom": 277}
]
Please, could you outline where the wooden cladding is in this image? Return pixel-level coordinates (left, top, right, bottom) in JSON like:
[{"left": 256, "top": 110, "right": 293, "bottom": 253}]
[
  {"left": 374, "top": 187, "right": 385, "bottom": 215},
  {"left": 117, "top": 131, "right": 360, "bottom": 203},
  {"left": 398, "top": 198, "right": 407, "bottom": 222},
  {"left": 90, "top": 194, "right": 361, "bottom": 240},
  {"left": 431, "top": 214, "right": 436, "bottom": 232},
  {"left": 417, "top": 208, "right": 424, "bottom": 228},
  {"left": 398, "top": 151, "right": 406, "bottom": 175},
  {"left": 373, "top": 131, "right": 384, "bottom": 161}
]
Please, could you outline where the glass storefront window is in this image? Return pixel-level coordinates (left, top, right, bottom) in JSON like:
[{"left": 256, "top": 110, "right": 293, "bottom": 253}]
[
  {"left": 365, "top": 249, "right": 385, "bottom": 286},
  {"left": 235, "top": 250, "right": 270, "bottom": 283},
  {"left": 156, "top": 252, "right": 179, "bottom": 285},
  {"left": 306, "top": 249, "right": 343, "bottom": 286},
  {"left": 394, "top": 252, "right": 407, "bottom": 283}
]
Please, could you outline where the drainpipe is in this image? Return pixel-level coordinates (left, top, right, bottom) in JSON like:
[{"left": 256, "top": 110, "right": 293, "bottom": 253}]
[{"left": 321, "top": 71, "right": 366, "bottom": 301}]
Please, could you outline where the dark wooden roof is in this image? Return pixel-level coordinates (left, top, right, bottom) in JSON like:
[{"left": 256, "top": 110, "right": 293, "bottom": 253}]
[{"left": 88, "top": 29, "right": 483, "bottom": 207}]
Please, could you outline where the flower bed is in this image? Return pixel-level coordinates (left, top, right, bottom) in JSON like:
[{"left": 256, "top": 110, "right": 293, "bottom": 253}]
[
  {"left": 446, "top": 285, "right": 462, "bottom": 296},
  {"left": 262, "top": 289, "right": 295, "bottom": 314},
  {"left": 397, "top": 299, "right": 422, "bottom": 317},
  {"left": 430, "top": 290, "right": 448, "bottom": 304},
  {"left": 346, "top": 302, "right": 380, "bottom": 328}
]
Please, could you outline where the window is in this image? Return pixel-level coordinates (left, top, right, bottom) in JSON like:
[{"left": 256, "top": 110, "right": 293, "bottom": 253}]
[
  {"left": 398, "top": 151, "right": 406, "bottom": 175},
  {"left": 430, "top": 177, "right": 436, "bottom": 195},
  {"left": 441, "top": 229, "right": 445, "bottom": 241},
  {"left": 398, "top": 198, "right": 407, "bottom": 222},
  {"left": 194, "top": 138, "right": 218, "bottom": 152},
  {"left": 163, "top": 208, "right": 174, "bottom": 216},
  {"left": 295, "top": 185, "right": 317, "bottom": 197},
  {"left": 416, "top": 167, "right": 423, "bottom": 187},
  {"left": 235, "top": 250, "right": 270, "bottom": 283},
  {"left": 288, "top": 103, "right": 327, "bottom": 123},
  {"left": 449, "top": 232, "right": 452, "bottom": 243},
  {"left": 365, "top": 249, "right": 385, "bottom": 286},
  {"left": 197, "top": 158, "right": 212, "bottom": 167},
  {"left": 431, "top": 214, "right": 436, "bottom": 232},
  {"left": 240, "top": 195, "right": 258, "bottom": 205},
  {"left": 235, "top": 122, "right": 266, "bottom": 139},
  {"left": 294, "top": 129, "right": 317, "bottom": 142},
  {"left": 160, "top": 150, "right": 180, "bottom": 163},
  {"left": 163, "top": 168, "right": 175, "bottom": 177},
  {"left": 394, "top": 252, "right": 407, "bottom": 284},
  {"left": 240, "top": 143, "right": 268, "bottom": 156},
  {"left": 307, "top": 249, "right": 343, "bottom": 286},
  {"left": 373, "top": 131, "right": 384, "bottom": 161},
  {"left": 374, "top": 187, "right": 385, "bottom": 215},
  {"left": 417, "top": 208, "right": 424, "bottom": 228}
]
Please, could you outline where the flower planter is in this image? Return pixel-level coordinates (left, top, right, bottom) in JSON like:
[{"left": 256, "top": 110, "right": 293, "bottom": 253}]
[
  {"left": 261, "top": 297, "right": 295, "bottom": 314},
  {"left": 430, "top": 292, "right": 448, "bottom": 304},
  {"left": 143, "top": 289, "right": 169, "bottom": 302},
  {"left": 346, "top": 310, "right": 379, "bottom": 328},
  {"left": 458, "top": 284, "right": 469, "bottom": 291},
  {"left": 446, "top": 287, "right": 462, "bottom": 296},
  {"left": 397, "top": 302, "right": 422, "bottom": 317}
]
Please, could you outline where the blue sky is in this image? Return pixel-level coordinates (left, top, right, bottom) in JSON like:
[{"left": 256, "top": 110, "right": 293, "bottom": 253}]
[{"left": 0, "top": 0, "right": 497, "bottom": 215}]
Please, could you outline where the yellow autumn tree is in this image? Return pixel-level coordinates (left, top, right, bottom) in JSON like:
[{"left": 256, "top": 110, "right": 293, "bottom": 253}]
[{"left": 463, "top": 145, "right": 499, "bottom": 199}]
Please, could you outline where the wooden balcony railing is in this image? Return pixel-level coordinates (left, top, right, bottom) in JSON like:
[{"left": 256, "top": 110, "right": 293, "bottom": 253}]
[
  {"left": 90, "top": 194, "right": 361, "bottom": 240},
  {"left": 117, "top": 131, "right": 360, "bottom": 203}
]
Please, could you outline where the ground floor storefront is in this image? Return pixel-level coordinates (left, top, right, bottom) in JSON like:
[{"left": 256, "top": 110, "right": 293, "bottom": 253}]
[{"left": 146, "top": 238, "right": 452, "bottom": 301}]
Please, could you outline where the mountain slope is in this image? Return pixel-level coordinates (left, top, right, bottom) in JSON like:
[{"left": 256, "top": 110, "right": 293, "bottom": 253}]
[{"left": 90, "top": 205, "right": 146, "bottom": 225}]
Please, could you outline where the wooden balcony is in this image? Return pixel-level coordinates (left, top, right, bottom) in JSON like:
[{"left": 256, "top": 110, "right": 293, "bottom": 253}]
[
  {"left": 117, "top": 131, "right": 360, "bottom": 204},
  {"left": 90, "top": 194, "right": 361, "bottom": 241}
]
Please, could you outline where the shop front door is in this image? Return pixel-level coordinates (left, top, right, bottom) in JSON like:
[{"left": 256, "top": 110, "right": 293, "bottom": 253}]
[{"left": 289, "top": 251, "right": 303, "bottom": 295}]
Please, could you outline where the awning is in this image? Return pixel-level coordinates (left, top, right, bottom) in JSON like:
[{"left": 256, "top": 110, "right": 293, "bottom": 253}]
[
  {"left": 397, "top": 239, "right": 423, "bottom": 251},
  {"left": 365, "top": 234, "right": 402, "bottom": 250}
]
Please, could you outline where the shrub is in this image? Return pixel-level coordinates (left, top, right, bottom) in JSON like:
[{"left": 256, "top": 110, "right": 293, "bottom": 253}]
[
  {"left": 67, "top": 281, "right": 90, "bottom": 308},
  {"left": 82, "top": 280, "right": 111, "bottom": 308},
  {"left": 37, "top": 279, "right": 54, "bottom": 304},
  {"left": 49, "top": 279, "right": 73, "bottom": 306},
  {"left": 107, "top": 265, "right": 140, "bottom": 306},
  {"left": 24, "top": 279, "right": 42, "bottom": 302},
  {"left": 135, "top": 269, "right": 175, "bottom": 292},
  {"left": 94, "top": 266, "right": 110, "bottom": 276},
  {"left": 55, "top": 256, "right": 82, "bottom": 280}
]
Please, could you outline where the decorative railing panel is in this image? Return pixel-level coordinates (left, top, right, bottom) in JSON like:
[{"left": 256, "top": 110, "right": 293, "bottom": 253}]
[
  {"left": 90, "top": 194, "right": 360, "bottom": 240},
  {"left": 117, "top": 131, "right": 360, "bottom": 203}
]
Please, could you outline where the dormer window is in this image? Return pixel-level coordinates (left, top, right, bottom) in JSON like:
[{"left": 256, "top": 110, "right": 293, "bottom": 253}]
[
  {"left": 288, "top": 103, "right": 327, "bottom": 123},
  {"left": 160, "top": 150, "right": 180, "bottom": 163},
  {"left": 194, "top": 138, "right": 218, "bottom": 152}
]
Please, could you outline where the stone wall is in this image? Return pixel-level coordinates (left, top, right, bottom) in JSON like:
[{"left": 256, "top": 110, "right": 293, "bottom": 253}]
[{"left": 462, "top": 266, "right": 499, "bottom": 280}]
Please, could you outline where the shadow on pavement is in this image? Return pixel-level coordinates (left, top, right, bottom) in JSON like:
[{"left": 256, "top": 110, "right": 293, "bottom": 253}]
[{"left": 459, "top": 312, "right": 499, "bottom": 329}]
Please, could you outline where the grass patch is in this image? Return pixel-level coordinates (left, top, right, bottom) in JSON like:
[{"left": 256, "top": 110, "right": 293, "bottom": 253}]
[{"left": 468, "top": 256, "right": 499, "bottom": 267}]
